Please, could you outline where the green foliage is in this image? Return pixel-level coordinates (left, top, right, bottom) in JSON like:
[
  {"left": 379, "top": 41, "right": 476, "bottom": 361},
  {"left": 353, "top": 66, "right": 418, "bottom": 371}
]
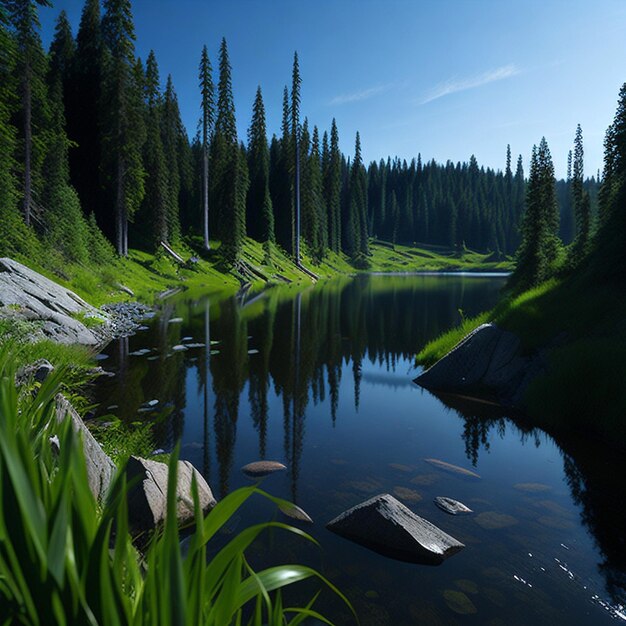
[{"left": 0, "top": 347, "right": 354, "bottom": 625}]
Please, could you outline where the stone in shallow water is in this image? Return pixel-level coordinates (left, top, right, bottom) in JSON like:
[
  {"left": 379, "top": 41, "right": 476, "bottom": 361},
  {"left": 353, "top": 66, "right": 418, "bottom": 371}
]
[
  {"left": 241, "top": 460, "right": 287, "bottom": 478},
  {"left": 537, "top": 515, "right": 575, "bottom": 530},
  {"left": 393, "top": 486, "right": 422, "bottom": 502},
  {"left": 514, "top": 482, "right": 551, "bottom": 493},
  {"left": 326, "top": 493, "right": 464, "bottom": 565},
  {"left": 424, "top": 458, "right": 481, "bottom": 480},
  {"left": 454, "top": 579, "right": 479, "bottom": 594},
  {"left": 434, "top": 496, "right": 473, "bottom": 515},
  {"left": 278, "top": 502, "right": 313, "bottom": 523},
  {"left": 442, "top": 589, "right": 478, "bottom": 615},
  {"left": 344, "top": 478, "right": 383, "bottom": 494},
  {"left": 410, "top": 473, "right": 440, "bottom": 486},
  {"left": 389, "top": 463, "right": 413, "bottom": 473},
  {"left": 474, "top": 511, "right": 518, "bottom": 529}
]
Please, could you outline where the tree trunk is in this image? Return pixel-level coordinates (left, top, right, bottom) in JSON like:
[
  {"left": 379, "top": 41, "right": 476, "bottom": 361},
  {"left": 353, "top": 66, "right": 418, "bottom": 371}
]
[
  {"left": 116, "top": 157, "right": 124, "bottom": 256},
  {"left": 23, "top": 63, "right": 32, "bottom": 226},
  {"left": 203, "top": 146, "right": 210, "bottom": 250},
  {"left": 295, "top": 134, "right": 301, "bottom": 263}
]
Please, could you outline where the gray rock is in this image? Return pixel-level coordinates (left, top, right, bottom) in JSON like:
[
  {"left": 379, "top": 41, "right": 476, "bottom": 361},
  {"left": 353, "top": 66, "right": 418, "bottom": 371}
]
[
  {"left": 434, "top": 496, "right": 473, "bottom": 515},
  {"left": 326, "top": 493, "right": 464, "bottom": 564},
  {"left": 242, "top": 460, "right": 287, "bottom": 478},
  {"left": 414, "top": 322, "right": 546, "bottom": 406},
  {"left": 126, "top": 456, "right": 216, "bottom": 531},
  {"left": 15, "top": 359, "right": 54, "bottom": 386},
  {"left": 0, "top": 258, "right": 109, "bottom": 345},
  {"left": 172, "top": 344, "right": 187, "bottom": 352},
  {"left": 55, "top": 395, "right": 116, "bottom": 502}
]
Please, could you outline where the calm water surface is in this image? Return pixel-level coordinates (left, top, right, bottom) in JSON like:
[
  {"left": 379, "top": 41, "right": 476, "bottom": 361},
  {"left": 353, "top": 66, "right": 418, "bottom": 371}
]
[{"left": 94, "top": 274, "right": 626, "bottom": 625}]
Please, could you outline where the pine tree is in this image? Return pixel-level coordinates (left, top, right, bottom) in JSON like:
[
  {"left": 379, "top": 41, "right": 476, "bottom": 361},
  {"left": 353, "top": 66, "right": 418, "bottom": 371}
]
[
  {"left": 324, "top": 118, "right": 341, "bottom": 252},
  {"left": 140, "top": 50, "right": 168, "bottom": 248},
  {"left": 198, "top": 44, "right": 214, "bottom": 250},
  {"left": 291, "top": 51, "right": 302, "bottom": 262},
  {"left": 211, "top": 38, "right": 244, "bottom": 264},
  {"left": 70, "top": 0, "right": 104, "bottom": 230},
  {"left": 6, "top": 0, "right": 52, "bottom": 227},
  {"left": 510, "top": 138, "right": 560, "bottom": 290},
  {"left": 247, "top": 86, "right": 274, "bottom": 246},
  {"left": 101, "top": 0, "right": 146, "bottom": 256},
  {"left": 568, "top": 124, "right": 591, "bottom": 266},
  {"left": 162, "top": 75, "right": 183, "bottom": 243}
]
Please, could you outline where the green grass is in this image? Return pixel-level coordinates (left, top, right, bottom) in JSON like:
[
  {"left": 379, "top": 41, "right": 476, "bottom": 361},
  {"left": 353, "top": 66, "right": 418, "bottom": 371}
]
[{"left": 0, "top": 346, "right": 355, "bottom": 625}]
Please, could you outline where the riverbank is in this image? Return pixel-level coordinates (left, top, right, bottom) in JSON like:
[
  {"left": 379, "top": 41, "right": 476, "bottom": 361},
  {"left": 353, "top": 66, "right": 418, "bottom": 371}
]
[{"left": 416, "top": 271, "right": 626, "bottom": 447}]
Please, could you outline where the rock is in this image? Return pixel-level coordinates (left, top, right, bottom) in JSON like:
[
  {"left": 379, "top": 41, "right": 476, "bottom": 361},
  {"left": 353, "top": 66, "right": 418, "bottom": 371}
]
[
  {"left": 537, "top": 515, "right": 575, "bottom": 530},
  {"left": 241, "top": 460, "right": 287, "bottom": 478},
  {"left": 389, "top": 463, "right": 413, "bottom": 473},
  {"left": 442, "top": 589, "right": 477, "bottom": 615},
  {"left": 410, "top": 473, "right": 440, "bottom": 486},
  {"left": 184, "top": 343, "right": 205, "bottom": 349},
  {"left": 454, "top": 579, "right": 479, "bottom": 594},
  {"left": 172, "top": 344, "right": 187, "bottom": 352},
  {"left": 115, "top": 283, "right": 135, "bottom": 297},
  {"left": 55, "top": 395, "right": 115, "bottom": 502},
  {"left": 392, "top": 486, "right": 422, "bottom": 502},
  {"left": 126, "top": 456, "right": 216, "bottom": 531},
  {"left": 424, "top": 458, "right": 481, "bottom": 480},
  {"left": 434, "top": 496, "right": 473, "bottom": 515},
  {"left": 168, "top": 317, "right": 183, "bottom": 324},
  {"left": 326, "top": 493, "right": 464, "bottom": 565},
  {"left": 247, "top": 349, "right": 259, "bottom": 355},
  {"left": 15, "top": 359, "right": 54, "bottom": 386},
  {"left": 0, "top": 257, "right": 109, "bottom": 345},
  {"left": 144, "top": 399, "right": 159, "bottom": 407},
  {"left": 414, "top": 322, "right": 550, "bottom": 407},
  {"left": 278, "top": 502, "right": 313, "bottom": 523},
  {"left": 474, "top": 511, "right": 518, "bottom": 529},
  {"left": 514, "top": 482, "right": 551, "bottom": 493}
]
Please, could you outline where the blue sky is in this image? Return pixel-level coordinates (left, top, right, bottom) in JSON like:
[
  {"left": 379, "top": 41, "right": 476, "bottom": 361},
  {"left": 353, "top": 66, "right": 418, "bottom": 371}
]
[{"left": 40, "top": 0, "right": 626, "bottom": 178}]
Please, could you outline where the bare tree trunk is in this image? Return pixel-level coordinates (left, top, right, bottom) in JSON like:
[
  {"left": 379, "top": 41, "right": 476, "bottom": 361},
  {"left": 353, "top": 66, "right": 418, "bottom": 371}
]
[
  {"left": 295, "top": 133, "right": 300, "bottom": 263},
  {"left": 203, "top": 146, "right": 210, "bottom": 250},
  {"left": 23, "top": 64, "right": 32, "bottom": 226},
  {"left": 116, "top": 156, "right": 126, "bottom": 256},
  {"left": 203, "top": 299, "right": 211, "bottom": 478}
]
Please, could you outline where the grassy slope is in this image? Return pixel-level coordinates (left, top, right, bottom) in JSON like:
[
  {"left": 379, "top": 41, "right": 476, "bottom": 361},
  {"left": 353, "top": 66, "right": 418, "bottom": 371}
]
[{"left": 417, "top": 273, "right": 626, "bottom": 445}]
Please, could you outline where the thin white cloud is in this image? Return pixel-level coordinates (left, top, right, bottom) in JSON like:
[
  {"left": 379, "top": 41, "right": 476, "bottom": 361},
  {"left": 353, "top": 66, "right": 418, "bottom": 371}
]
[
  {"left": 328, "top": 84, "right": 392, "bottom": 106},
  {"left": 420, "top": 64, "right": 521, "bottom": 105}
]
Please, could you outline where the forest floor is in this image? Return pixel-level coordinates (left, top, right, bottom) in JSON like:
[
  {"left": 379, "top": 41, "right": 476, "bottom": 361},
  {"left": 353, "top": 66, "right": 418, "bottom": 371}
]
[{"left": 5, "top": 237, "right": 513, "bottom": 307}]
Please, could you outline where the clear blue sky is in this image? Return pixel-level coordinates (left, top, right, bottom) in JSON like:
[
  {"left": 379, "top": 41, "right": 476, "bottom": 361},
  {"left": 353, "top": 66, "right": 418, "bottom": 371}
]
[{"left": 40, "top": 0, "right": 626, "bottom": 179}]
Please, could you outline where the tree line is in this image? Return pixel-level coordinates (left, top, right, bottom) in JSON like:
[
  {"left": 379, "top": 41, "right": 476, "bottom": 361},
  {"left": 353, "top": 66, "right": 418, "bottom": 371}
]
[{"left": 0, "top": 0, "right": 601, "bottom": 270}]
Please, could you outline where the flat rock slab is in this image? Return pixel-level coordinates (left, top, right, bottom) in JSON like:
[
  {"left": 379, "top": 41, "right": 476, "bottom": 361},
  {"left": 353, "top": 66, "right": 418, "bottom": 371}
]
[
  {"left": 326, "top": 493, "right": 464, "bottom": 565},
  {"left": 0, "top": 257, "right": 108, "bottom": 345},
  {"left": 514, "top": 482, "right": 551, "bottom": 493},
  {"left": 241, "top": 460, "right": 287, "bottom": 478},
  {"left": 425, "top": 458, "right": 481, "bottom": 480},
  {"left": 435, "top": 496, "right": 473, "bottom": 515},
  {"left": 393, "top": 486, "right": 423, "bottom": 502},
  {"left": 126, "top": 456, "right": 216, "bottom": 531}
]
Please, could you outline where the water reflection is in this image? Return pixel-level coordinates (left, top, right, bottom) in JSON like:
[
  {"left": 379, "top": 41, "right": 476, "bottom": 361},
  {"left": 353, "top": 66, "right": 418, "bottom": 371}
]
[{"left": 93, "top": 273, "right": 625, "bottom": 623}]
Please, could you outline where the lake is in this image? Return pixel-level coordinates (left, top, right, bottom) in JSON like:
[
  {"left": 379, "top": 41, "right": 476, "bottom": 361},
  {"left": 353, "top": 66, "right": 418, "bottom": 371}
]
[{"left": 93, "top": 273, "right": 626, "bottom": 625}]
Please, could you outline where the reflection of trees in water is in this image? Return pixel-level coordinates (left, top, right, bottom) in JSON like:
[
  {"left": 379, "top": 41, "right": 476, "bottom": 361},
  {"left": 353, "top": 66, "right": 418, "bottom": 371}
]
[{"left": 432, "top": 390, "right": 626, "bottom": 607}]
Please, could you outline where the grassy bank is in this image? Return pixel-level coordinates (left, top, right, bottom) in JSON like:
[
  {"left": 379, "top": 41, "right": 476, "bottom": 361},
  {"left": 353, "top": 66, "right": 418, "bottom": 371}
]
[{"left": 416, "top": 273, "right": 626, "bottom": 445}]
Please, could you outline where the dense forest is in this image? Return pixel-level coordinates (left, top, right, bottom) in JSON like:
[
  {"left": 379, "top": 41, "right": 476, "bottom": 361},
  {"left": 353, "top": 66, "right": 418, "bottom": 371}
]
[{"left": 0, "top": 0, "right": 602, "bottom": 271}]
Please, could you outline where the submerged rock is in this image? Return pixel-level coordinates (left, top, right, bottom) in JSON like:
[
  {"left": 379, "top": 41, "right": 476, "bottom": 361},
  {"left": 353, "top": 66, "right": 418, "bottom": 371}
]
[
  {"left": 474, "top": 511, "right": 518, "bottom": 529},
  {"left": 442, "top": 589, "right": 477, "bottom": 615},
  {"left": 424, "top": 458, "right": 481, "bottom": 480},
  {"left": 393, "top": 486, "right": 423, "bottom": 502},
  {"left": 241, "top": 460, "right": 287, "bottom": 478},
  {"left": 326, "top": 493, "right": 464, "bottom": 565},
  {"left": 434, "top": 496, "right": 473, "bottom": 515},
  {"left": 514, "top": 482, "right": 551, "bottom": 493}
]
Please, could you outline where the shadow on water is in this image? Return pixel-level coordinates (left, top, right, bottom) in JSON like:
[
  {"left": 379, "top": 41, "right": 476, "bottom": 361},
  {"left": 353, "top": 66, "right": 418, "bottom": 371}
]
[
  {"left": 430, "top": 390, "right": 626, "bottom": 608},
  {"left": 93, "top": 273, "right": 625, "bottom": 623}
]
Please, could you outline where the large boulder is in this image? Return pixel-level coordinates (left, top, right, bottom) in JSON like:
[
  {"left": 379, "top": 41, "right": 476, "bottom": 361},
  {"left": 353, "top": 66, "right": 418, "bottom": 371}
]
[
  {"left": 55, "top": 395, "right": 116, "bottom": 502},
  {"left": 0, "top": 257, "right": 108, "bottom": 345},
  {"left": 126, "top": 456, "right": 216, "bottom": 532},
  {"left": 326, "top": 493, "right": 464, "bottom": 565},
  {"left": 414, "top": 323, "right": 545, "bottom": 406}
]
